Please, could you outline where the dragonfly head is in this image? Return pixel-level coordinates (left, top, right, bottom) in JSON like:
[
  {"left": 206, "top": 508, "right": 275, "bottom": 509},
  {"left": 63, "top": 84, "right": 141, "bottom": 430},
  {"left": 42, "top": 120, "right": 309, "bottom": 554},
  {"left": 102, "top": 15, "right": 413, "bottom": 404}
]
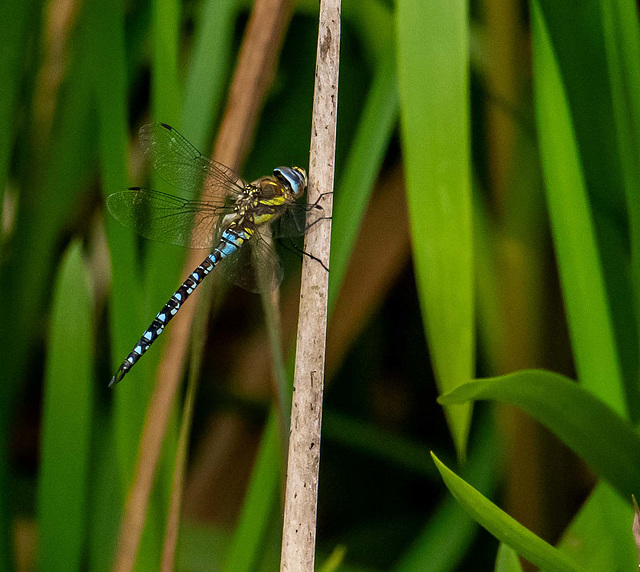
[{"left": 274, "top": 166, "right": 307, "bottom": 198}]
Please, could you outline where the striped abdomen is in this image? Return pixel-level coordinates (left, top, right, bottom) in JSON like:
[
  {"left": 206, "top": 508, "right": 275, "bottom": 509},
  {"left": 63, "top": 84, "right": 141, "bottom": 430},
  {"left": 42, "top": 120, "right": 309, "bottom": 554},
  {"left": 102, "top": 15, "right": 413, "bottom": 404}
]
[{"left": 109, "top": 224, "right": 251, "bottom": 386}]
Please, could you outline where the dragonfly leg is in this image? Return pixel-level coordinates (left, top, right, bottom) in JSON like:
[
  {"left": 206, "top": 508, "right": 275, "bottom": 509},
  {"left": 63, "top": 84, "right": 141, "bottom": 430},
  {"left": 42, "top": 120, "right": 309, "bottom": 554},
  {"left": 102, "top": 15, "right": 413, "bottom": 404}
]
[
  {"left": 283, "top": 236, "right": 330, "bottom": 273},
  {"left": 305, "top": 193, "right": 332, "bottom": 233},
  {"left": 308, "top": 191, "right": 333, "bottom": 208}
]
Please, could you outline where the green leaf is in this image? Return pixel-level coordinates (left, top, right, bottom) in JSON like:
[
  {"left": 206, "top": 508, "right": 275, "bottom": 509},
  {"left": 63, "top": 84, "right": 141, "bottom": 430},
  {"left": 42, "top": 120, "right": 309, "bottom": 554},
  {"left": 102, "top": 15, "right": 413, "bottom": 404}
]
[
  {"left": 89, "top": 0, "right": 147, "bottom": 466},
  {"left": 394, "top": 414, "right": 498, "bottom": 572},
  {"left": 318, "top": 546, "right": 346, "bottom": 572},
  {"left": 37, "top": 241, "right": 94, "bottom": 572},
  {"left": 151, "top": 0, "right": 182, "bottom": 123},
  {"left": 88, "top": 418, "right": 121, "bottom": 572},
  {"left": 558, "top": 482, "right": 636, "bottom": 570},
  {"left": 329, "top": 50, "right": 399, "bottom": 311},
  {"left": 600, "top": 0, "right": 640, "bottom": 420},
  {"left": 495, "top": 544, "right": 524, "bottom": 572},
  {"left": 397, "top": 0, "right": 474, "bottom": 456},
  {"left": 439, "top": 369, "right": 640, "bottom": 500},
  {"left": 0, "top": 0, "right": 96, "bottom": 414},
  {"left": 181, "top": 0, "right": 237, "bottom": 146},
  {"left": 0, "top": 0, "right": 35, "bottom": 224},
  {"left": 88, "top": 0, "right": 169, "bottom": 565},
  {"left": 432, "top": 453, "right": 583, "bottom": 572},
  {"left": 222, "top": 411, "right": 281, "bottom": 572},
  {"left": 0, "top": 0, "right": 34, "bottom": 564},
  {"left": 531, "top": 0, "right": 626, "bottom": 416}
]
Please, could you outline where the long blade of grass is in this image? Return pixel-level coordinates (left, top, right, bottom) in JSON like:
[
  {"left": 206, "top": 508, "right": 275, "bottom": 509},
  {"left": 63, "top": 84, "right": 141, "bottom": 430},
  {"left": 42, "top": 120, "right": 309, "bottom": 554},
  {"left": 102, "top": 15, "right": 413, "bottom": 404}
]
[
  {"left": 431, "top": 453, "right": 582, "bottom": 571},
  {"left": 0, "top": 0, "right": 96, "bottom": 426},
  {"left": 600, "top": 0, "right": 640, "bottom": 415},
  {"left": 88, "top": 416, "right": 121, "bottom": 572},
  {"left": 531, "top": 0, "right": 626, "bottom": 416},
  {"left": 87, "top": 0, "right": 169, "bottom": 567},
  {"left": 222, "top": 411, "right": 282, "bottom": 572},
  {"left": 394, "top": 414, "right": 498, "bottom": 572},
  {"left": 329, "top": 49, "right": 398, "bottom": 308},
  {"left": 109, "top": 0, "right": 184, "bottom": 567},
  {"left": 145, "top": 0, "right": 185, "bottom": 362},
  {"left": 0, "top": 6, "right": 96, "bottom": 567},
  {"left": 37, "top": 241, "right": 94, "bottom": 572},
  {"left": 181, "top": 0, "right": 237, "bottom": 144},
  {"left": 89, "top": 0, "right": 144, "bottom": 473},
  {"left": 0, "top": 1, "right": 37, "bottom": 564},
  {"left": 495, "top": 544, "right": 524, "bottom": 572},
  {"left": 0, "top": 0, "right": 35, "bottom": 225},
  {"left": 535, "top": 0, "right": 639, "bottom": 421},
  {"left": 557, "top": 482, "right": 636, "bottom": 570},
  {"left": 396, "top": 0, "right": 473, "bottom": 458}
]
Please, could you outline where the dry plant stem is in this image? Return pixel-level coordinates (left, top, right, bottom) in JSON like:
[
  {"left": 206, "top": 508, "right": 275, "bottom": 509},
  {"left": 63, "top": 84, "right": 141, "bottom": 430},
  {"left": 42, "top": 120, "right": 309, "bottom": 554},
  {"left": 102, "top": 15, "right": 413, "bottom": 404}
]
[
  {"left": 160, "top": 375, "right": 197, "bottom": 572},
  {"left": 280, "top": 1, "right": 340, "bottom": 570},
  {"left": 261, "top": 285, "right": 291, "bottom": 464},
  {"left": 111, "top": 0, "right": 293, "bottom": 570},
  {"left": 216, "top": 0, "right": 292, "bottom": 168}
]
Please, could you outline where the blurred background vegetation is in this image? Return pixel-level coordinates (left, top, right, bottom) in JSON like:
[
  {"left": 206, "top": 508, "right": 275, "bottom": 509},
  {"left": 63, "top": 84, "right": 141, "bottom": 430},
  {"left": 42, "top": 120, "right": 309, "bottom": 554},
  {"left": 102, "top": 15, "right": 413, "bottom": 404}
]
[{"left": 2, "top": 0, "right": 640, "bottom": 569}]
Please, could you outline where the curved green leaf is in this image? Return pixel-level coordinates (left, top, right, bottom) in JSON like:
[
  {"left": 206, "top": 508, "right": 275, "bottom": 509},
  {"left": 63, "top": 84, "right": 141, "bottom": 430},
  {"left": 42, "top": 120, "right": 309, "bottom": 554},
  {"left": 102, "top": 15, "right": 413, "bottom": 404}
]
[
  {"left": 439, "top": 369, "right": 640, "bottom": 499},
  {"left": 394, "top": 414, "right": 497, "bottom": 572},
  {"left": 432, "top": 453, "right": 583, "bottom": 572}
]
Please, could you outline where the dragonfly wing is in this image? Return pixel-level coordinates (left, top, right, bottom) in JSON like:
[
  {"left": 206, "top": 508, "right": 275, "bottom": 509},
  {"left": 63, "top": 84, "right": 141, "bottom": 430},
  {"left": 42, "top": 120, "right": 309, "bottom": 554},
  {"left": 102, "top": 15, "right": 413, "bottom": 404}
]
[
  {"left": 107, "top": 188, "right": 233, "bottom": 249},
  {"left": 218, "top": 231, "right": 284, "bottom": 293},
  {"left": 271, "top": 202, "right": 326, "bottom": 238},
  {"left": 138, "top": 123, "right": 247, "bottom": 202}
]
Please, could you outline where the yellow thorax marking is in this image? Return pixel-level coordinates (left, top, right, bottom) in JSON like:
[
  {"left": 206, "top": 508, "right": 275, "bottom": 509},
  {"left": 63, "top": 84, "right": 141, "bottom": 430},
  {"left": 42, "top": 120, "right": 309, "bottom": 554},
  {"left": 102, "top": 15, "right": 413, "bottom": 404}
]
[
  {"left": 259, "top": 195, "right": 286, "bottom": 207},
  {"left": 253, "top": 212, "right": 276, "bottom": 226}
]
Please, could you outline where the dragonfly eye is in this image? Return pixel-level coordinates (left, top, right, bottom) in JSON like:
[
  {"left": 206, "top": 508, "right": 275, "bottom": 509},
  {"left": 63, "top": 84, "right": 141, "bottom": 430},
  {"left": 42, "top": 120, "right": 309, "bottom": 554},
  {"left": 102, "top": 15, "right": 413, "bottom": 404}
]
[{"left": 274, "top": 166, "right": 307, "bottom": 197}]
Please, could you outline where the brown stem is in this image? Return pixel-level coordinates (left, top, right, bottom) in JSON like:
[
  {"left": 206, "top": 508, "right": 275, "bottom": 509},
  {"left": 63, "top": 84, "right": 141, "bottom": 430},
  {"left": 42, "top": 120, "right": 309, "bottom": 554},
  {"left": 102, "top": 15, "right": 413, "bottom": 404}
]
[{"left": 280, "top": 1, "right": 340, "bottom": 570}]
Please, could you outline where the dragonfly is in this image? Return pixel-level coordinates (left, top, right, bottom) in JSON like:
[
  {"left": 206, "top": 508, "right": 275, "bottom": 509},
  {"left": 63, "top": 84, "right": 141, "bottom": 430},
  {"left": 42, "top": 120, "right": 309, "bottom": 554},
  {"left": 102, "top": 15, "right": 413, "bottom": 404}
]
[{"left": 107, "top": 122, "right": 325, "bottom": 387}]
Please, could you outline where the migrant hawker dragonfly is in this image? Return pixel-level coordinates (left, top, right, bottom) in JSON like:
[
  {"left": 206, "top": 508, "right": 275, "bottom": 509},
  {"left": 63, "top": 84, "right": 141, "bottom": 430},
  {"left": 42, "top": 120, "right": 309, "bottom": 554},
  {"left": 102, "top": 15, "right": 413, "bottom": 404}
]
[{"left": 107, "top": 122, "right": 324, "bottom": 386}]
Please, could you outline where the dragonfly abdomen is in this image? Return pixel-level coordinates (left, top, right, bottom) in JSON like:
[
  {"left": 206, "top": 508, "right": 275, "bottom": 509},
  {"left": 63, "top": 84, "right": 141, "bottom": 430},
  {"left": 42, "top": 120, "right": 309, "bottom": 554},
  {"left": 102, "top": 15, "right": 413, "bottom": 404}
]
[{"left": 109, "top": 224, "right": 251, "bottom": 386}]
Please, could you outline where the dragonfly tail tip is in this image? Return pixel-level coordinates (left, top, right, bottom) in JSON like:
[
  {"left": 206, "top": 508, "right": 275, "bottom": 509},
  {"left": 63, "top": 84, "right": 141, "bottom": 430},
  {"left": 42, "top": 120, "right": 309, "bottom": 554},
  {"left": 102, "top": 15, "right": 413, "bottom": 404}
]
[{"left": 108, "top": 366, "right": 126, "bottom": 388}]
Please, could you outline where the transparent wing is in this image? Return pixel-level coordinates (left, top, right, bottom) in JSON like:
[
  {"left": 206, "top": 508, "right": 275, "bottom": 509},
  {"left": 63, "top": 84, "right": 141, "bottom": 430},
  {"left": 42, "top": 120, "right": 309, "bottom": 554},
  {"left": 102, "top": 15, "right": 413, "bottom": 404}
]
[
  {"left": 218, "top": 232, "right": 284, "bottom": 293},
  {"left": 107, "top": 188, "right": 234, "bottom": 249},
  {"left": 139, "top": 122, "right": 247, "bottom": 202},
  {"left": 271, "top": 202, "right": 326, "bottom": 238}
]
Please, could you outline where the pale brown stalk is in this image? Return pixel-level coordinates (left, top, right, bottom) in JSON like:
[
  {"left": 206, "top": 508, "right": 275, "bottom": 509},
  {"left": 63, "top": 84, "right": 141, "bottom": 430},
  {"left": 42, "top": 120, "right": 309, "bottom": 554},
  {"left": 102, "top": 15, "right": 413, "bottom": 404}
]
[
  {"left": 280, "top": 1, "right": 340, "bottom": 570},
  {"left": 111, "top": 0, "right": 293, "bottom": 570},
  {"left": 159, "top": 371, "right": 197, "bottom": 572}
]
